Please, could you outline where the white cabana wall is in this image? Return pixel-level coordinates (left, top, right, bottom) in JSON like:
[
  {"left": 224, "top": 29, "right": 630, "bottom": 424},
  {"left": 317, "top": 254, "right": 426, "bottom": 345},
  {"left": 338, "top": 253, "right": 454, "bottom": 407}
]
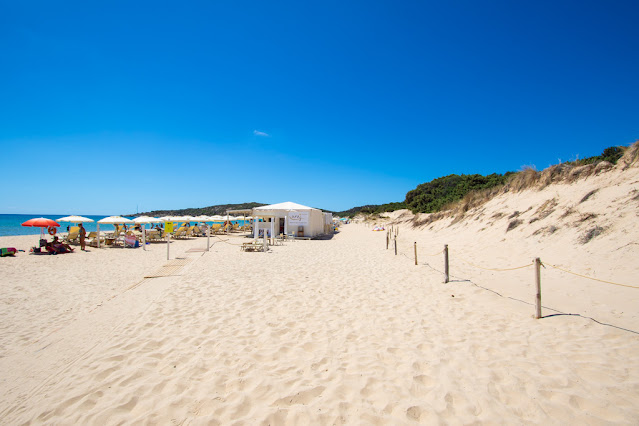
[
  {"left": 252, "top": 201, "right": 326, "bottom": 238},
  {"left": 323, "top": 212, "right": 334, "bottom": 234}
]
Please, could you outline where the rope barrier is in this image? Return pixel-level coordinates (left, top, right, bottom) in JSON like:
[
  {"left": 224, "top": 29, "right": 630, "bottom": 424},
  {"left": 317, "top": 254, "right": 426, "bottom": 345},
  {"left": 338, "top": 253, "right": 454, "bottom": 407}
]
[
  {"left": 386, "top": 227, "right": 638, "bottom": 288},
  {"left": 379, "top": 225, "right": 638, "bottom": 333},
  {"left": 455, "top": 255, "right": 533, "bottom": 272},
  {"left": 213, "top": 235, "right": 245, "bottom": 246},
  {"left": 543, "top": 262, "right": 639, "bottom": 289},
  {"left": 424, "top": 249, "right": 444, "bottom": 257}
]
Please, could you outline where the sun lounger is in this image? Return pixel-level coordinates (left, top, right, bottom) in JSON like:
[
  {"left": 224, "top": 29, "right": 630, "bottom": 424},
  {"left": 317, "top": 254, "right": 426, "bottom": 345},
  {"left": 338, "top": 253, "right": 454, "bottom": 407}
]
[
  {"left": 64, "top": 226, "right": 80, "bottom": 244},
  {"left": 146, "top": 230, "right": 161, "bottom": 242},
  {"left": 241, "top": 240, "right": 267, "bottom": 252},
  {"left": 85, "top": 231, "right": 106, "bottom": 247}
]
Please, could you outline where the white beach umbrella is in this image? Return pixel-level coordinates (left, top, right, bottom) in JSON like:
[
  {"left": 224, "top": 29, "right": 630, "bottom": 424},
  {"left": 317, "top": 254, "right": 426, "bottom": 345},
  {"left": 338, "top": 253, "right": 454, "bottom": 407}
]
[
  {"left": 167, "top": 216, "right": 189, "bottom": 223},
  {"left": 57, "top": 215, "right": 94, "bottom": 223},
  {"left": 96, "top": 216, "right": 134, "bottom": 249},
  {"left": 132, "top": 216, "right": 159, "bottom": 224},
  {"left": 192, "top": 215, "right": 214, "bottom": 250},
  {"left": 132, "top": 216, "right": 158, "bottom": 251},
  {"left": 98, "top": 216, "right": 134, "bottom": 224},
  {"left": 57, "top": 216, "right": 95, "bottom": 241}
]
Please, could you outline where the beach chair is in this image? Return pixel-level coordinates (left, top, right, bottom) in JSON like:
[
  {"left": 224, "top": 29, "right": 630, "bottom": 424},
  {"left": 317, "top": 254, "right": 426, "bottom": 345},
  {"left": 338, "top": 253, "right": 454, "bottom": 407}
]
[
  {"left": 173, "top": 227, "right": 187, "bottom": 239},
  {"left": 85, "top": 232, "right": 105, "bottom": 247},
  {"left": 146, "top": 230, "right": 160, "bottom": 242},
  {"left": 64, "top": 226, "right": 80, "bottom": 244}
]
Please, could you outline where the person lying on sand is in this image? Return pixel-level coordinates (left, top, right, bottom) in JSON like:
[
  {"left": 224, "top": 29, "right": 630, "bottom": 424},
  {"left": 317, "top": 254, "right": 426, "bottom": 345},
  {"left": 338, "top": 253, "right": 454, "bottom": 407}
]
[
  {"left": 45, "top": 238, "right": 74, "bottom": 255},
  {"left": 53, "top": 236, "right": 74, "bottom": 252}
]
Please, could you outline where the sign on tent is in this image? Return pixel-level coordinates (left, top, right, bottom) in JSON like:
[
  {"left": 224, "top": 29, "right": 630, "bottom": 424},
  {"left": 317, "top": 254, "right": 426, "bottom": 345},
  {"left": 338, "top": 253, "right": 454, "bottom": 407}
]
[{"left": 288, "top": 212, "right": 309, "bottom": 225}]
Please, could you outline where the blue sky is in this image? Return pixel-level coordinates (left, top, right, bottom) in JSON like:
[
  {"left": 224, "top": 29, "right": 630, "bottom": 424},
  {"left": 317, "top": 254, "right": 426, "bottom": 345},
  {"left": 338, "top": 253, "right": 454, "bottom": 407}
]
[{"left": 1, "top": 1, "right": 637, "bottom": 214}]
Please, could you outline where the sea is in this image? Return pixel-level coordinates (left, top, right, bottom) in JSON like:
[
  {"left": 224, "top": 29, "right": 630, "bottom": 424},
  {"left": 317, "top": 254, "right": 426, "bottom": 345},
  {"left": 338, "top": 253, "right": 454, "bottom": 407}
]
[
  {"left": 0, "top": 214, "right": 133, "bottom": 237},
  {"left": 0, "top": 214, "right": 246, "bottom": 237}
]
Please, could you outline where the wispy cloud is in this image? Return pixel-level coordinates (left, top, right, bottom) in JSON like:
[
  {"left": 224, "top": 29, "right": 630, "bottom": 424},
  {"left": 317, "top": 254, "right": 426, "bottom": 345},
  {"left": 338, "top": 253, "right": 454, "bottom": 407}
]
[{"left": 253, "top": 130, "right": 270, "bottom": 137}]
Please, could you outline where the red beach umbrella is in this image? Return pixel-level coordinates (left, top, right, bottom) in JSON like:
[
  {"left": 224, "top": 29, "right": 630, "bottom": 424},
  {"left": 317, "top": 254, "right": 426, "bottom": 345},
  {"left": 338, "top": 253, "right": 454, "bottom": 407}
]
[
  {"left": 21, "top": 217, "right": 61, "bottom": 244},
  {"left": 21, "top": 217, "right": 60, "bottom": 228}
]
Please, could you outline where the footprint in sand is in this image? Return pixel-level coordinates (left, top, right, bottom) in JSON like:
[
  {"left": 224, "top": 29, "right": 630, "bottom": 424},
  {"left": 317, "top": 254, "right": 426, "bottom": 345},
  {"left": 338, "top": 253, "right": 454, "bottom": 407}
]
[{"left": 273, "top": 386, "right": 326, "bottom": 406}]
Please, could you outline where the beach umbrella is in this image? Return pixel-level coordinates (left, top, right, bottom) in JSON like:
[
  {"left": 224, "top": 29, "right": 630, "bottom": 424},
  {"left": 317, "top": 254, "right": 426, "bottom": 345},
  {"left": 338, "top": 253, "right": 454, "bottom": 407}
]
[
  {"left": 133, "top": 216, "right": 158, "bottom": 251},
  {"left": 96, "top": 216, "right": 134, "bottom": 248},
  {"left": 22, "top": 217, "right": 60, "bottom": 228},
  {"left": 56, "top": 215, "right": 94, "bottom": 223},
  {"left": 22, "top": 217, "right": 60, "bottom": 242},
  {"left": 192, "top": 215, "right": 214, "bottom": 250},
  {"left": 165, "top": 216, "right": 187, "bottom": 222},
  {"left": 98, "top": 216, "right": 134, "bottom": 224}
]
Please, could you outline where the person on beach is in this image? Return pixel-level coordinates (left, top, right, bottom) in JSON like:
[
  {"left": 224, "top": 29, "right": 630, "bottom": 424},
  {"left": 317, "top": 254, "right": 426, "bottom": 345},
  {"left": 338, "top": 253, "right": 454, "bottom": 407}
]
[
  {"left": 79, "top": 223, "right": 87, "bottom": 251},
  {"left": 52, "top": 236, "right": 74, "bottom": 252}
]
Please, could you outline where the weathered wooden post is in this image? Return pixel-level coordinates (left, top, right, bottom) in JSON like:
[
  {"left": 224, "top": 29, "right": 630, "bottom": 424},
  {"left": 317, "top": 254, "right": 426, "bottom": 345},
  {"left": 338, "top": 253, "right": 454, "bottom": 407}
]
[
  {"left": 386, "top": 231, "right": 389, "bottom": 250},
  {"left": 534, "top": 257, "right": 542, "bottom": 319},
  {"left": 394, "top": 236, "right": 397, "bottom": 255},
  {"left": 444, "top": 244, "right": 449, "bottom": 283},
  {"left": 414, "top": 242, "right": 418, "bottom": 265}
]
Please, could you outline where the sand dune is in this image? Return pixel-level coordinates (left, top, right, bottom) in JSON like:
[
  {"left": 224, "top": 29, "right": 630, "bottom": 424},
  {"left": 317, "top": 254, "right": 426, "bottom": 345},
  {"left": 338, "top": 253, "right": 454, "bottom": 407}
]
[{"left": 1, "top": 163, "right": 639, "bottom": 424}]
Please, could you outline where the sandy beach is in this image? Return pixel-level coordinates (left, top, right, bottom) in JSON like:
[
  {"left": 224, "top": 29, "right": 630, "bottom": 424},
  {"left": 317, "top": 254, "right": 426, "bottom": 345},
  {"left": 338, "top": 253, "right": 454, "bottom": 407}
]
[{"left": 1, "top": 164, "right": 639, "bottom": 424}]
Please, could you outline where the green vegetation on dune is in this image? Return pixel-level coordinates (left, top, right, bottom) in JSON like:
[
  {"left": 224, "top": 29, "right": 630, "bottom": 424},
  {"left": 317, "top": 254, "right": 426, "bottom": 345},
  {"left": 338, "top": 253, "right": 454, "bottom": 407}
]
[
  {"left": 129, "top": 202, "right": 266, "bottom": 217},
  {"left": 335, "top": 202, "right": 407, "bottom": 218},
  {"left": 569, "top": 146, "right": 624, "bottom": 166},
  {"left": 405, "top": 173, "right": 513, "bottom": 214}
]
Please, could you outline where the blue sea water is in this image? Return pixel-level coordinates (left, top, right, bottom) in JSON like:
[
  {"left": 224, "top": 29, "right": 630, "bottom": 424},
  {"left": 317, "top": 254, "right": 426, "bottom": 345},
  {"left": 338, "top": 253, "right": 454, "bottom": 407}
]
[{"left": 0, "top": 214, "right": 132, "bottom": 237}]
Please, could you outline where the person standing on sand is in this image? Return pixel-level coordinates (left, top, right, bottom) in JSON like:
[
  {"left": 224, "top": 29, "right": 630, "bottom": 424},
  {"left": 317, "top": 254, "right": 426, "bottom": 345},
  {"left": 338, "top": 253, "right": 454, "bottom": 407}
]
[{"left": 79, "top": 223, "right": 87, "bottom": 251}]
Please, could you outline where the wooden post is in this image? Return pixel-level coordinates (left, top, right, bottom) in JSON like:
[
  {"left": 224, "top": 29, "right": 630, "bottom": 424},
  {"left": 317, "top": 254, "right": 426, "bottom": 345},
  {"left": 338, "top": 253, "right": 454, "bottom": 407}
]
[
  {"left": 414, "top": 242, "right": 418, "bottom": 265},
  {"left": 444, "top": 244, "right": 449, "bottom": 283},
  {"left": 386, "top": 231, "right": 389, "bottom": 250},
  {"left": 534, "top": 257, "right": 542, "bottom": 319},
  {"left": 394, "top": 237, "right": 397, "bottom": 255}
]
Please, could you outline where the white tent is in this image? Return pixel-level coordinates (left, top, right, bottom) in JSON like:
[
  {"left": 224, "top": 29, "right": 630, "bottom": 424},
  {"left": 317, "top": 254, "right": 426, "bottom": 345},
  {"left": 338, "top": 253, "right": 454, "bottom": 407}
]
[{"left": 253, "top": 201, "right": 325, "bottom": 238}]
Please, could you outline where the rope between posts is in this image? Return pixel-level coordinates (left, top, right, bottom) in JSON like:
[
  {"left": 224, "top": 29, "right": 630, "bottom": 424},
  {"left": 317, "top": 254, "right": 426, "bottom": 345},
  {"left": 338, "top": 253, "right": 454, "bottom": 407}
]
[
  {"left": 543, "top": 262, "right": 639, "bottom": 289},
  {"left": 455, "top": 255, "right": 533, "bottom": 272},
  {"left": 385, "top": 226, "right": 636, "bottom": 287},
  {"left": 213, "top": 235, "right": 245, "bottom": 246}
]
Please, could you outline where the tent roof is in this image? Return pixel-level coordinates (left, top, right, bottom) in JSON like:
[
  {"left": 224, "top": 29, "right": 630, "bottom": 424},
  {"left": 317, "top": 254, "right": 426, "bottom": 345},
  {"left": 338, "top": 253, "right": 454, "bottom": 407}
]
[{"left": 254, "top": 201, "right": 320, "bottom": 212}]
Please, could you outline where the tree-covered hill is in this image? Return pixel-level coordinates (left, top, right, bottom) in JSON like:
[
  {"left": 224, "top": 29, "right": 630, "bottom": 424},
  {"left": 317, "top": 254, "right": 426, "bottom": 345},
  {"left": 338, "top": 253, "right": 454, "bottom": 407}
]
[{"left": 128, "top": 202, "right": 266, "bottom": 217}]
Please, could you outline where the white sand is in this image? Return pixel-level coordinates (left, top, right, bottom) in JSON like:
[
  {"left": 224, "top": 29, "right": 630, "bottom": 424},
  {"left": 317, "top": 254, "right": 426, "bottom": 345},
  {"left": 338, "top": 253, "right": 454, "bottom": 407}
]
[{"left": 1, "top": 165, "right": 639, "bottom": 424}]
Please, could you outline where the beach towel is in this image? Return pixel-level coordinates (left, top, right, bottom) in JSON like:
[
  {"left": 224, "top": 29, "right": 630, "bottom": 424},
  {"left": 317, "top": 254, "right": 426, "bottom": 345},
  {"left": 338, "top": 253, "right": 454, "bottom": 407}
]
[
  {"left": 1, "top": 247, "right": 17, "bottom": 257},
  {"left": 124, "top": 235, "right": 139, "bottom": 248}
]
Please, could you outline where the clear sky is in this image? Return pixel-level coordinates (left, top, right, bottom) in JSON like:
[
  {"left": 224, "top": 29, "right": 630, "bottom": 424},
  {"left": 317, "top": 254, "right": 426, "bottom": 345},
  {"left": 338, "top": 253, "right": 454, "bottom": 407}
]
[{"left": 1, "top": 1, "right": 637, "bottom": 215}]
